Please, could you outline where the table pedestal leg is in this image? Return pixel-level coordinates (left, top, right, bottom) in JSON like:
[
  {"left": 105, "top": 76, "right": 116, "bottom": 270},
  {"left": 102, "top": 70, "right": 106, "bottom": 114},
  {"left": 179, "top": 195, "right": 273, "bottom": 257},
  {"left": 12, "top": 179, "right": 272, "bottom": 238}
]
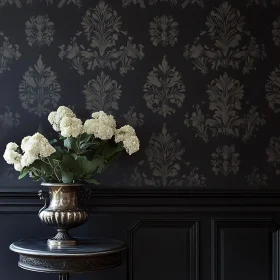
[{"left": 59, "top": 273, "right": 69, "bottom": 280}]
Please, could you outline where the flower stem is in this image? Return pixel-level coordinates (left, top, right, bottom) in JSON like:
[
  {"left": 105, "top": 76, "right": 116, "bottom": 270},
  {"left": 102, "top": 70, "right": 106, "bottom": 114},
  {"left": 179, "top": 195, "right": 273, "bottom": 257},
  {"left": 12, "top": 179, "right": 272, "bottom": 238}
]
[{"left": 47, "top": 158, "right": 61, "bottom": 182}]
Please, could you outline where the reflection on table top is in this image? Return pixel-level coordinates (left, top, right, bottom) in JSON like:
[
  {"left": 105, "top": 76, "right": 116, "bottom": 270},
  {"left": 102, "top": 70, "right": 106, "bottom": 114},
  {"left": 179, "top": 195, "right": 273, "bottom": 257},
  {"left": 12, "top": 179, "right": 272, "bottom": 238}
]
[{"left": 10, "top": 238, "right": 126, "bottom": 257}]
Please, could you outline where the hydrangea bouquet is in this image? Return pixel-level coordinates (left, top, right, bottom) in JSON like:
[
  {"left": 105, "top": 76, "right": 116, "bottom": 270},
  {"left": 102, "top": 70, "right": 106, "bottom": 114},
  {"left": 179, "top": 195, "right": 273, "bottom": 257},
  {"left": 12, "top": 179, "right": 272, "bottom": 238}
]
[{"left": 3, "top": 106, "right": 140, "bottom": 184}]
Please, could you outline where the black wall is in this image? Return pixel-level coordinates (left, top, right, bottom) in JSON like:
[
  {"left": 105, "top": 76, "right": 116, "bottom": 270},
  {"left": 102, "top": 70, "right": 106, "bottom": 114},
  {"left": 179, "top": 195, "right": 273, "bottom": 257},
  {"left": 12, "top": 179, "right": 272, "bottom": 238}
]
[
  {"left": 2, "top": 190, "right": 280, "bottom": 280},
  {"left": 1, "top": 1, "right": 280, "bottom": 279},
  {"left": 0, "top": 0, "right": 280, "bottom": 189}
]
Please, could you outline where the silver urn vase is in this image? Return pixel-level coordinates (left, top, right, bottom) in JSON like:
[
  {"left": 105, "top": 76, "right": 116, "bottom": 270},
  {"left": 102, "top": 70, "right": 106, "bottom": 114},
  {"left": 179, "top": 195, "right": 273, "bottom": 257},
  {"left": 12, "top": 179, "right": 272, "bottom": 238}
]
[{"left": 38, "top": 183, "right": 90, "bottom": 247}]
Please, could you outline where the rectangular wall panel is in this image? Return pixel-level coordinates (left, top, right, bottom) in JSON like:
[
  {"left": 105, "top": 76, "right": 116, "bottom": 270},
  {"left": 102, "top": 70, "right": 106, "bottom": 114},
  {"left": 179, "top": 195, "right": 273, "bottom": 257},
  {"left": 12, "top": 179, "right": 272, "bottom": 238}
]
[
  {"left": 128, "top": 219, "right": 199, "bottom": 280},
  {"left": 211, "top": 219, "right": 280, "bottom": 280}
]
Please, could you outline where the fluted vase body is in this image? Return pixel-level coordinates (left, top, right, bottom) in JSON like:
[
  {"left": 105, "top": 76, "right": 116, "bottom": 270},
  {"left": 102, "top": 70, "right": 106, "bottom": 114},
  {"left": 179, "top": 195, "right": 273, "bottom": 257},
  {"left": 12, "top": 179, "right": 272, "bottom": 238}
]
[{"left": 38, "top": 183, "right": 90, "bottom": 247}]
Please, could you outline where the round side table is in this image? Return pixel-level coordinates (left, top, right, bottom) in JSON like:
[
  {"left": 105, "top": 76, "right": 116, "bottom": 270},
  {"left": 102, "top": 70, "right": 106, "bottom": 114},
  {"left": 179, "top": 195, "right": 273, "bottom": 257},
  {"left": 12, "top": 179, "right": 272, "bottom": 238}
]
[{"left": 10, "top": 238, "right": 126, "bottom": 280}]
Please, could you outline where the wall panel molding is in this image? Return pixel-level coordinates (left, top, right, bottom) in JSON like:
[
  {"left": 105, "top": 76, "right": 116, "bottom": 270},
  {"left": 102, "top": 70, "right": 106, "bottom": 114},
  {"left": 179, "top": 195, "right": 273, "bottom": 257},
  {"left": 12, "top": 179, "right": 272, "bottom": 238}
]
[{"left": 2, "top": 190, "right": 280, "bottom": 213}]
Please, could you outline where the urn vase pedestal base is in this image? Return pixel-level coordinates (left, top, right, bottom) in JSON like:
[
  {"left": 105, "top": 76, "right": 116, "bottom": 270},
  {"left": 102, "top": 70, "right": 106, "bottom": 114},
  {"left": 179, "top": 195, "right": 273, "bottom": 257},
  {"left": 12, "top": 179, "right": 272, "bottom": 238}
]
[{"left": 47, "top": 230, "right": 78, "bottom": 247}]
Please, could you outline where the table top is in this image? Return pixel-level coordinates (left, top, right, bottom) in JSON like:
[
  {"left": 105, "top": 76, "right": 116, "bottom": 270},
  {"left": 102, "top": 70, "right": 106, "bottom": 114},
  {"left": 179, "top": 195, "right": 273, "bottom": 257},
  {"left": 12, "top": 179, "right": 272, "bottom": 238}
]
[
  {"left": 10, "top": 238, "right": 126, "bottom": 257},
  {"left": 9, "top": 238, "right": 126, "bottom": 273}
]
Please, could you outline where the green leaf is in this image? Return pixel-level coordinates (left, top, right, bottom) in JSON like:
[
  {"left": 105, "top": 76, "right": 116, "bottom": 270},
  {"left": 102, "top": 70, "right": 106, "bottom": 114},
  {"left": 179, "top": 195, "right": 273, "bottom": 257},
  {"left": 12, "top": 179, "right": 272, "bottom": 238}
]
[
  {"left": 18, "top": 167, "right": 30, "bottom": 179},
  {"left": 116, "top": 142, "right": 124, "bottom": 152},
  {"left": 97, "top": 141, "right": 123, "bottom": 159},
  {"left": 39, "top": 161, "right": 52, "bottom": 180},
  {"left": 49, "top": 139, "right": 57, "bottom": 145},
  {"left": 62, "top": 154, "right": 76, "bottom": 169},
  {"left": 79, "top": 133, "right": 92, "bottom": 143},
  {"left": 91, "top": 155, "right": 104, "bottom": 167},
  {"left": 71, "top": 153, "right": 78, "bottom": 160},
  {"left": 80, "top": 142, "right": 99, "bottom": 150},
  {"left": 52, "top": 147, "right": 67, "bottom": 157},
  {"left": 61, "top": 170, "right": 73, "bottom": 183},
  {"left": 64, "top": 138, "right": 76, "bottom": 151},
  {"left": 107, "top": 147, "right": 117, "bottom": 158},
  {"left": 52, "top": 159, "right": 61, "bottom": 167},
  {"left": 32, "top": 168, "right": 40, "bottom": 176},
  {"left": 96, "top": 161, "right": 108, "bottom": 173},
  {"left": 76, "top": 156, "right": 97, "bottom": 175},
  {"left": 84, "top": 178, "right": 100, "bottom": 185}
]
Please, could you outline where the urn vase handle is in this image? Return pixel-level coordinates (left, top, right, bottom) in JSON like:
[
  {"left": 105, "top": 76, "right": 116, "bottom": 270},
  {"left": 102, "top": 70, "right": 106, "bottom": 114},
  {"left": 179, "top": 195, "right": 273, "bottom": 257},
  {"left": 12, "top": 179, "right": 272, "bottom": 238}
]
[{"left": 38, "top": 190, "right": 50, "bottom": 214}]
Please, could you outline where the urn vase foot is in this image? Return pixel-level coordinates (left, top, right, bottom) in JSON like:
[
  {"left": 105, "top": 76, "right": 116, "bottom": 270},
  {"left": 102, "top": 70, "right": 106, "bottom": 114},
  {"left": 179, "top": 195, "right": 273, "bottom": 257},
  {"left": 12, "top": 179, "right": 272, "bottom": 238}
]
[{"left": 48, "top": 230, "right": 78, "bottom": 247}]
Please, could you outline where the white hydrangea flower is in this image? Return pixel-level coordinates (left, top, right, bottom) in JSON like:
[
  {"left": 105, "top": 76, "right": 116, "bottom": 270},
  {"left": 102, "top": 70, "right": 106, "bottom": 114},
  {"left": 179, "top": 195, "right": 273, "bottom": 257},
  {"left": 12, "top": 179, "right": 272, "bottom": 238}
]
[
  {"left": 21, "top": 136, "right": 32, "bottom": 152},
  {"left": 84, "top": 119, "right": 99, "bottom": 135},
  {"left": 48, "top": 111, "right": 56, "bottom": 124},
  {"left": 60, "top": 117, "right": 84, "bottom": 138},
  {"left": 21, "top": 134, "right": 41, "bottom": 155},
  {"left": 115, "top": 125, "right": 136, "bottom": 143},
  {"left": 21, "top": 152, "right": 38, "bottom": 167},
  {"left": 33, "top": 133, "right": 56, "bottom": 157},
  {"left": 6, "top": 142, "right": 18, "bottom": 151},
  {"left": 39, "top": 147, "right": 56, "bottom": 158},
  {"left": 95, "top": 124, "right": 114, "bottom": 140},
  {"left": 91, "top": 111, "right": 116, "bottom": 129},
  {"left": 48, "top": 106, "right": 76, "bottom": 132},
  {"left": 57, "top": 106, "right": 75, "bottom": 117},
  {"left": 48, "top": 111, "right": 59, "bottom": 131},
  {"left": 20, "top": 132, "right": 56, "bottom": 167},
  {"left": 3, "top": 141, "right": 24, "bottom": 171},
  {"left": 3, "top": 149, "right": 22, "bottom": 165},
  {"left": 123, "top": 135, "right": 140, "bottom": 155},
  {"left": 84, "top": 111, "right": 116, "bottom": 140},
  {"left": 14, "top": 162, "right": 23, "bottom": 171},
  {"left": 91, "top": 111, "right": 108, "bottom": 119},
  {"left": 38, "top": 139, "right": 56, "bottom": 158}
]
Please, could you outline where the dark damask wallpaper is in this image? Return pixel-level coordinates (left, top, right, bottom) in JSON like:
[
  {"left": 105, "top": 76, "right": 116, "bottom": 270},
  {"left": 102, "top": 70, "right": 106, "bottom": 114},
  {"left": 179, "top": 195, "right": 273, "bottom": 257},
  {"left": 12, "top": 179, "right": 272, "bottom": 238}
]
[{"left": 0, "top": 0, "right": 279, "bottom": 189}]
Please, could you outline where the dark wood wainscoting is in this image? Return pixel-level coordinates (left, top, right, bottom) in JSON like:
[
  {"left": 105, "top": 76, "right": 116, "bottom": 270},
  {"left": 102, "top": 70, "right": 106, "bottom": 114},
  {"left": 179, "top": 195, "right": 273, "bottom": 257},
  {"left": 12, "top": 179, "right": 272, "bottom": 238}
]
[{"left": 1, "top": 189, "right": 280, "bottom": 280}]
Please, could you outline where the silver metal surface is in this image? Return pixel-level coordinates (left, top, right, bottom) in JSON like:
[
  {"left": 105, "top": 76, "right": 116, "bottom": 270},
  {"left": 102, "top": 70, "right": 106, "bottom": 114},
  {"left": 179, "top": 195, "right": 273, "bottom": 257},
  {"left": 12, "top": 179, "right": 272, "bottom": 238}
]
[
  {"left": 41, "top": 183, "right": 83, "bottom": 187},
  {"left": 38, "top": 183, "right": 90, "bottom": 247}
]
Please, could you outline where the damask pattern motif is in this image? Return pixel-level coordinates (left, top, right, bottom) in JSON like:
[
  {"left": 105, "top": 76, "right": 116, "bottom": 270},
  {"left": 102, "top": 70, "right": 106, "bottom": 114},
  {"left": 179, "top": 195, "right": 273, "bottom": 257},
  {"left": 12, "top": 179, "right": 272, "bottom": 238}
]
[
  {"left": 122, "top": 0, "right": 204, "bottom": 8},
  {"left": 211, "top": 145, "right": 240, "bottom": 176},
  {"left": 59, "top": 1, "right": 144, "bottom": 76},
  {"left": 247, "top": 167, "right": 268, "bottom": 186},
  {"left": 0, "top": 0, "right": 81, "bottom": 8},
  {"left": 0, "top": 0, "right": 280, "bottom": 188},
  {"left": 0, "top": 32, "right": 21, "bottom": 74},
  {"left": 273, "top": 17, "right": 280, "bottom": 46},
  {"left": 184, "top": 73, "right": 265, "bottom": 142},
  {"left": 246, "top": 0, "right": 268, "bottom": 6},
  {"left": 149, "top": 15, "right": 179, "bottom": 47},
  {"left": 143, "top": 56, "right": 186, "bottom": 117},
  {"left": 25, "top": 15, "right": 54, "bottom": 47},
  {"left": 266, "top": 137, "right": 280, "bottom": 175},
  {"left": 184, "top": 2, "right": 266, "bottom": 75},
  {"left": 121, "top": 107, "right": 144, "bottom": 127},
  {"left": 246, "top": 0, "right": 280, "bottom": 7},
  {"left": 132, "top": 124, "right": 186, "bottom": 187},
  {"left": 0, "top": 106, "right": 20, "bottom": 130},
  {"left": 130, "top": 124, "right": 206, "bottom": 187},
  {"left": 266, "top": 65, "right": 280, "bottom": 113},
  {"left": 83, "top": 72, "right": 121, "bottom": 114},
  {"left": 19, "top": 56, "right": 61, "bottom": 117},
  {"left": 0, "top": 106, "right": 20, "bottom": 155}
]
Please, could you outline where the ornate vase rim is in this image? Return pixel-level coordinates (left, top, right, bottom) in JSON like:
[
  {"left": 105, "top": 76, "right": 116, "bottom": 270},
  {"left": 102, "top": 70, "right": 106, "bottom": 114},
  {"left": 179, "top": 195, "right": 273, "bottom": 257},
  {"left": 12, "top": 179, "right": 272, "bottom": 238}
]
[{"left": 41, "top": 183, "right": 83, "bottom": 187}]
